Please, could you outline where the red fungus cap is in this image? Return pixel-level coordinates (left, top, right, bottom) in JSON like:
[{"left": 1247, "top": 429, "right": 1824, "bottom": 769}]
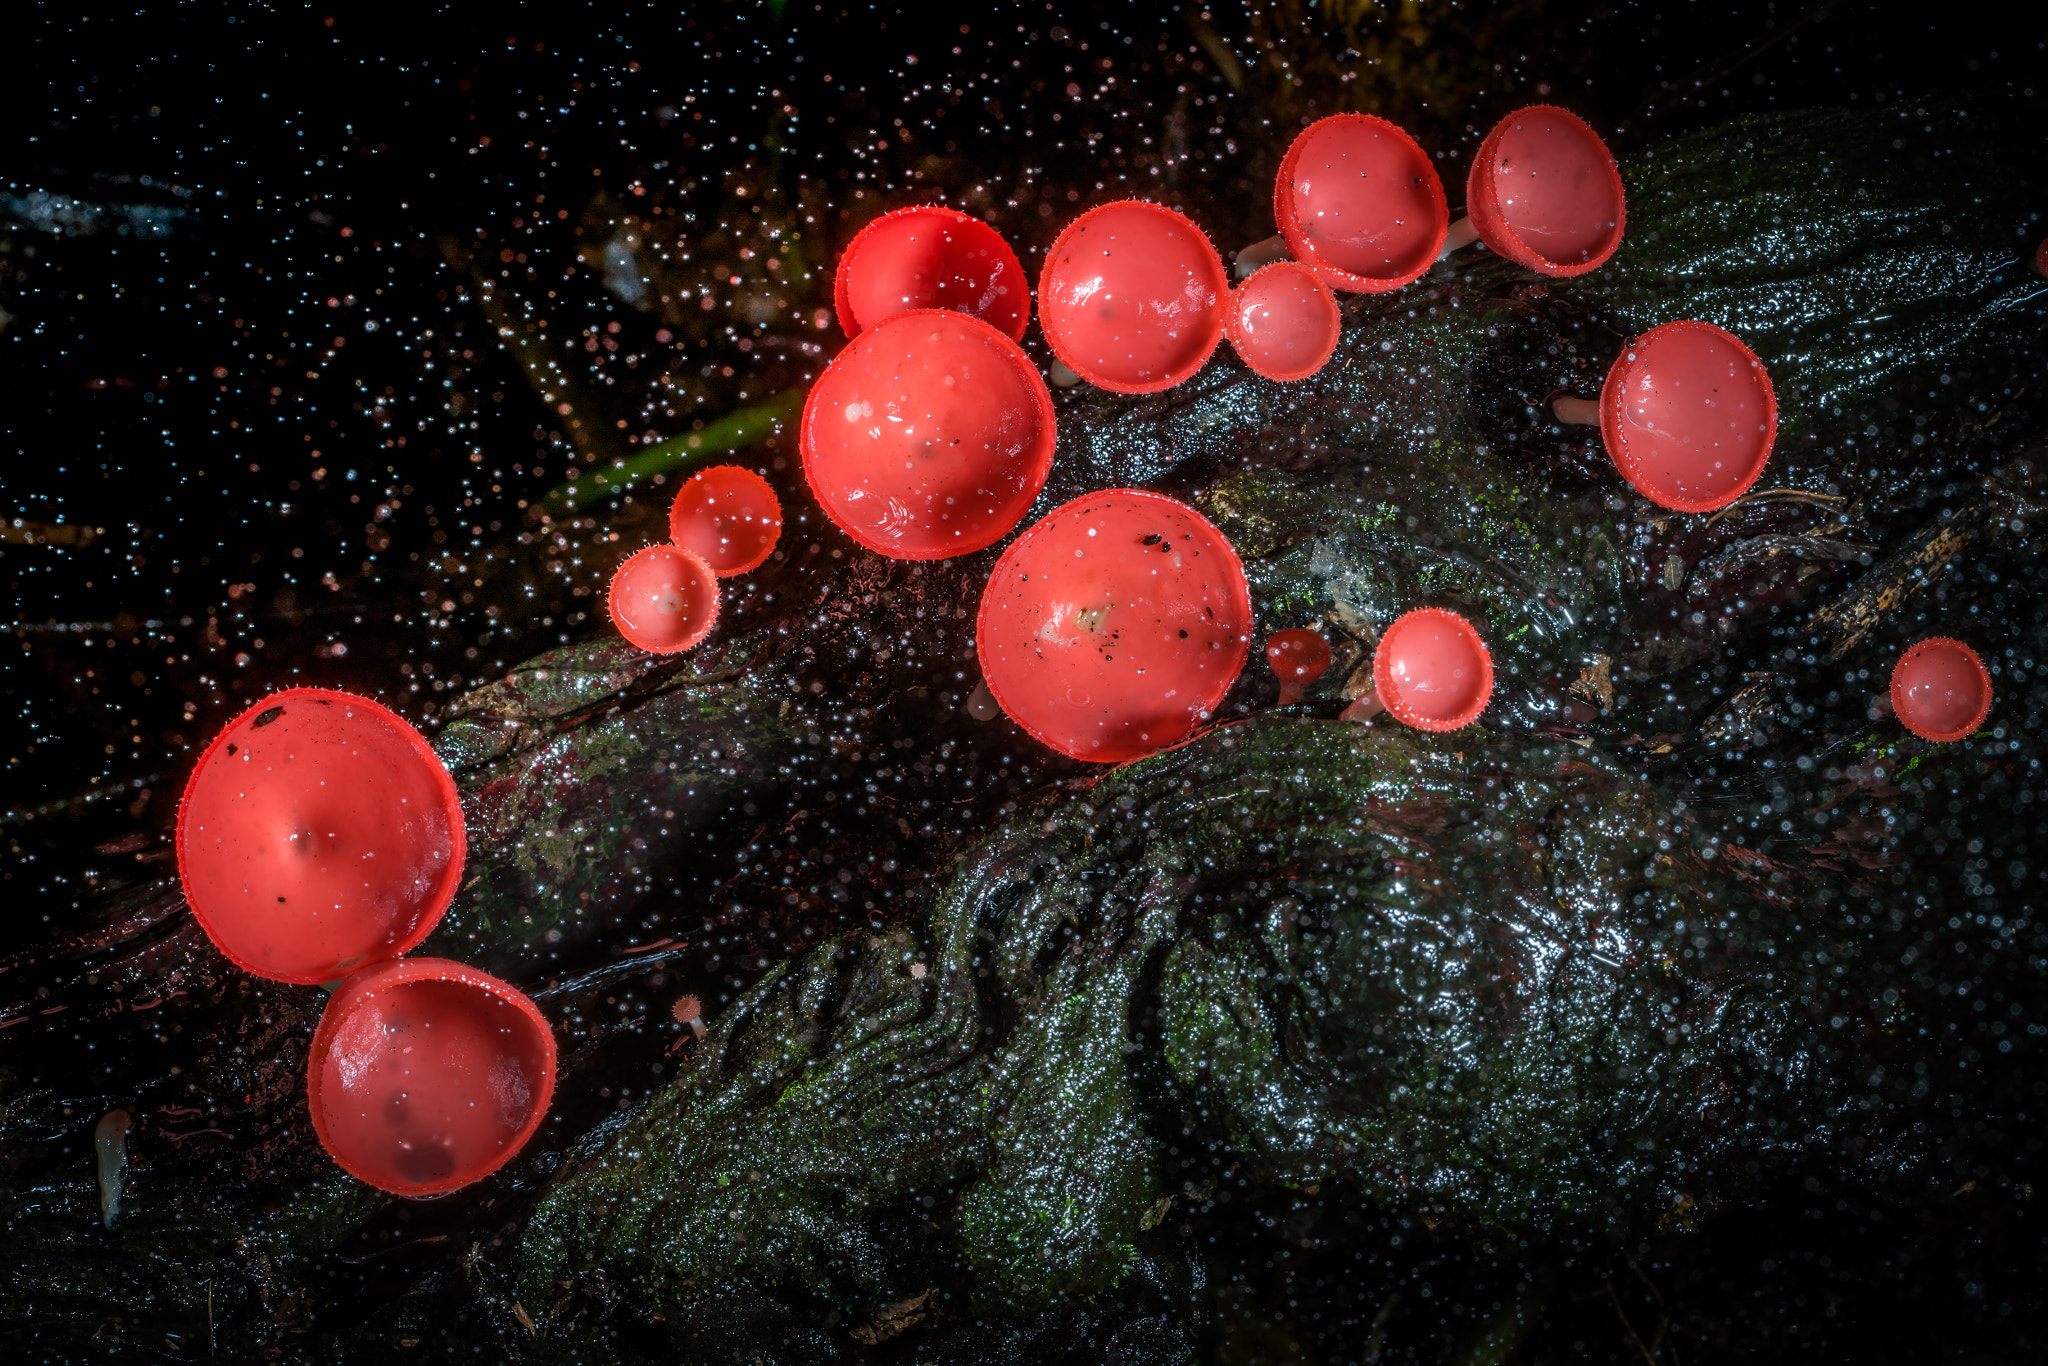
[
  {"left": 668, "top": 465, "right": 783, "bottom": 577},
  {"left": 833, "top": 205, "right": 1030, "bottom": 342},
  {"left": 1371, "top": 608, "right": 1494, "bottom": 732},
  {"left": 1265, "top": 627, "right": 1333, "bottom": 687},
  {"left": 308, "top": 956, "right": 556, "bottom": 1196},
  {"left": 1890, "top": 637, "right": 1991, "bottom": 743},
  {"left": 1037, "top": 201, "right": 1229, "bottom": 394},
  {"left": 977, "top": 488, "right": 1251, "bottom": 763},
  {"left": 1599, "top": 320, "right": 1778, "bottom": 513},
  {"left": 1465, "top": 106, "right": 1626, "bottom": 277},
  {"left": 1226, "top": 261, "right": 1343, "bottom": 383},
  {"left": 176, "top": 688, "right": 464, "bottom": 985},
  {"left": 801, "top": 308, "right": 1056, "bottom": 559},
  {"left": 1275, "top": 114, "right": 1448, "bottom": 294},
  {"left": 609, "top": 543, "right": 719, "bottom": 654}
]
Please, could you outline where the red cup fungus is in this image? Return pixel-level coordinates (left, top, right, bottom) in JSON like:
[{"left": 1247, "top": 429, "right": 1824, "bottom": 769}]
[
  {"left": 1226, "top": 261, "right": 1343, "bottom": 383},
  {"left": 977, "top": 488, "right": 1252, "bottom": 763},
  {"left": 833, "top": 205, "right": 1030, "bottom": 342},
  {"left": 608, "top": 543, "right": 720, "bottom": 654},
  {"left": 1371, "top": 608, "right": 1494, "bottom": 732},
  {"left": 801, "top": 308, "right": 1056, "bottom": 559},
  {"left": 1275, "top": 114, "right": 1448, "bottom": 294},
  {"left": 1266, "top": 627, "right": 1333, "bottom": 705},
  {"left": 1037, "top": 200, "right": 1229, "bottom": 394},
  {"left": 308, "top": 956, "right": 557, "bottom": 1196},
  {"left": 176, "top": 688, "right": 465, "bottom": 985},
  {"left": 1890, "top": 637, "right": 1991, "bottom": 743},
  {"left": 668, "top": 464, "right": 782, "bottom": 577},
  {"left": 1453, "top": 105, "right": 1626, "bottom": 276},
  {"left": 1553, "top": 320, "right": 1778, "bottom": 514}
]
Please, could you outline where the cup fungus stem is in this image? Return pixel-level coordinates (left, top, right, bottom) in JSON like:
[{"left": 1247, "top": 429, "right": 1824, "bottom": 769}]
[
  {"left": 1048, "top": 359, "right": 1083, "bottom": 389},
  {"left": 95, "top": 1109, "right": 131, "bottom": 1229},
  {"left": 1552, "top": 395, "right": 1601, "bottom": 426},
  {"left": 1437, "top": 216, "right": 1483, "bottom": 261},
  {"left": 1234, "top": 233, "right": 1291, "bottom": 279}
]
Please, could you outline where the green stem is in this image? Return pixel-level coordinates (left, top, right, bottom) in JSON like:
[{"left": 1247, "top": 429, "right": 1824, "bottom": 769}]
[{"left": 537, "top": 387, "right": 806, "bottom": 516}]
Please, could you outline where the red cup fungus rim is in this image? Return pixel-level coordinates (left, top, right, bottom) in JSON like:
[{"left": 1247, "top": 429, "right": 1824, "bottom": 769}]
[
  {"left": 176, "top": 687, "right": 465, "bottom": 985},
  {"left": 1890, "top": 636, "right": 1992, "bottom": 744},
  {"left": 668, "top": 464, "right": 783, "bottom": 578},
  {"left": 307, "top": 956, "right": 558, "bottom": 1197},
  {"left": 833, "top": 204, "right": 1030, "bottom": 342},
  {"left": 1274, "top": 113, "right": 1448, "bottom": 295},
  {"left": 1371, "top": 607, "right": 1495, "bottom": 733},
  {"left": 1225, "top": 261, "right": 1343, "bottom": 383},
  {"left": 1464, "top": 104, "right": 1626, "bottom": 278},
  {"left": 607, "top": 543, "right": 721, "bottom": 654},
  {"left": 1599, "top": 319, "right": 1778, "bottom": 515},
  {"left": 1036, "top": 200, "right": 1230, "bottom": 394}
]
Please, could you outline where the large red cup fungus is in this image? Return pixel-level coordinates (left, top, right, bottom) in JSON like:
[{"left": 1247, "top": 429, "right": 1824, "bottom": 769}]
[
  {"left": 1266, "top": 626, "right": 1333, "bottom": 705},
  {"left": 1372, "top": 608, "right": 1494, "bottom": 732},
  {"left": 176, "top": 688, "right": 464, "bottom": 985},
  {"left": 1275, "top": 114, "right": 1447, "bottom": 294},
  {"left": 801, "top": 308, "right": 1056, "bottom": 559},
  {"left": 833, "top": 205, "right": 1030, "bottom": 342},
  {"left": 1037, "top": 201, "right": 1229, "bottom": 394},
  {"left": 1447, "top": 105, "right": 1626, "bottom": 276},
  {"left": 308, "top": 956, "right": 557, "bottom": 1196},
  {"left": 1890, "top": 637, "right": 1991, "bottom": 743},
  {"left": 977, "top": 488, "right": 1251, "bottom": 763},
  {"left": 668, "top": 464, "right": 782, "bottom": 577},
  {"left": 609, "top": 543, "right": 720, "bottom": 654},
  {"left": 1554, "top": 320, "right": 1778, "bottom": 513},
  {"left": 1226, "top": 261, "right": 1343, "bottom": 383}
]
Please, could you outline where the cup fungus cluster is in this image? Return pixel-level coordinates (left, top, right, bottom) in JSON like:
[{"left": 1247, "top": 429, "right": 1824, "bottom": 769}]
[{"left": 177, "top": 688, "right": 556, "bottom": 1196}]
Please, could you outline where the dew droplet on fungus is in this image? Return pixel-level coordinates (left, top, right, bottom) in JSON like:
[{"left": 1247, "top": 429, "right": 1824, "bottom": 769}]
[
  {"left": 609, "top": 543, "right": 720, "bottom": 654},
  {"left": 176, "top": 689, "right": 465, "bottom": 985},
  {"left": 977, "top": 489, "right": 1251, "bottom": 763}
]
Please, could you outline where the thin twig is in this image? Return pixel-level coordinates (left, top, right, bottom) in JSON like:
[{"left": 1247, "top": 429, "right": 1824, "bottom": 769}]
[{"left": 1605, "top": 1280, "right": 1663, "bottom": 1366}]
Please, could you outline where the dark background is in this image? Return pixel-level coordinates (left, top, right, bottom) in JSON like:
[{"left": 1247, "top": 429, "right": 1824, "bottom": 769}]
[{"left": 3, "top": 1, "right": 2043, "bottom": 1360}]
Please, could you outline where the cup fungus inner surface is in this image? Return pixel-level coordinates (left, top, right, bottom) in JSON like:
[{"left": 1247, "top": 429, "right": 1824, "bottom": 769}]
[
  {"left": 609, "top": 544, "right": 719, "bottom": 654},
  {"left": 1372, "top": 608, "right": 1493, "bottom": 731},
  {"left": 1037, "top": 201, "right": 1227, "bottom": 394},
  {"left": 1277, "top": 114, "right": 1446, "bottom": 292},
  {"left": 1891, "top": 638, "right": 1991, "bottom": 743},
  {"left": 1602, "top": 320, "right": 1777, "bottom": 513},
  {"left": 176, "top": 688, "right": 464, "bottom": 985},
  {"left": 801, "top": 309, "right": 1055, "bottom": 559},
  {"left": 309, "top": 958, "right": 556, "bottom": 1195},
  {"left": 835, "top": 205, "right": 1029, "bottom": 342},
  {"left": 1473, "top": 107, "right": 1624, "bottom": 272},
  {"left": 976, "top": 489, "right": 1251, "bottom": 763},
  {"left": 1227, "top": 262, "right": 1342, "bottom": 383},
  {"left": 669, "top": 465, "right": 782, "bottom": 577}
]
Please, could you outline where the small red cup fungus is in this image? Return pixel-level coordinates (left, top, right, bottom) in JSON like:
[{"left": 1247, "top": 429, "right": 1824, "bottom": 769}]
[
  {"left": 977, "top": 488, "right": 1252, "bottom": 763},
  {"left": 1037, "top": 201, "right": 1229, "bottom": 394},
  {"left": 1371, "top": 608, "right": 1494, "bottom": 732},
  {"left": 801, "top": 308, "right": 1056, "bottom": 559},
  {"left": 176, "top": 688, "right": 464, "bottom": 985},
  {"left": 1275, "top": 114, "right": 1447, "bottom": 294},
  {"left": 1554, "top": 320, "right": 1778, "bottom": 513},
  {"left": 1446, "top": 105, "right": 1626, "bottom": 276},
  {"left": 833, "top": 205, "right": 1030, "bottom": 342},
  {"left": 308, "top": 956, "right": 557, "bottom": 1196},
  {"left": 1266, "top": 627, "right": 1333, "bottom": 705},
  {"left": 668, "top": 464, "right": 782, "bottom": 577},
  {"left": 609, "top": 543, "right": 720, "bottom": 654},
  {"left": 1890, "top": 637, "right": 1991, "bottom": 743},
  {"left": 1226, "top": 261, "right": 1343, "bottom": 383}
]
